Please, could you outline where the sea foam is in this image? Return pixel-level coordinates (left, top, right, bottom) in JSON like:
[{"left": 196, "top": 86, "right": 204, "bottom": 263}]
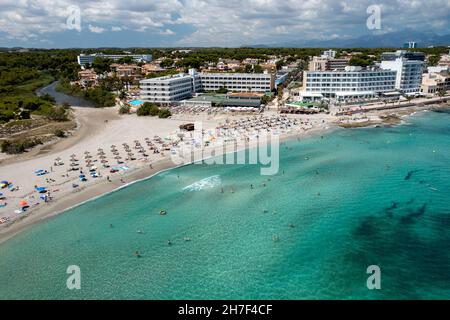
[{"left": 182, "top": 175, "right": 221, "bottom": 192}]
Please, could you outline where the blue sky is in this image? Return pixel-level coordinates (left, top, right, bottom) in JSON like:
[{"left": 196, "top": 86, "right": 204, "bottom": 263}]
[{"left": 0, "top": 0, "right": 449, "bottom": 48}]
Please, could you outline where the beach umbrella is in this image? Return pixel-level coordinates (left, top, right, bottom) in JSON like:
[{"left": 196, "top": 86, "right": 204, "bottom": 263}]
[{"left": 19, "top": 200, "right": 28, "bottom": 207}]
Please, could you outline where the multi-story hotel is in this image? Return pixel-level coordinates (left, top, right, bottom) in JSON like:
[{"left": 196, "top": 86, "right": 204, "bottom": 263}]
[
  {"left": 380, "top": 58, "right": 424, "bottom": 93},
  {"left": 199, "top": 72, "right": 274, "bottom": 92},
  {"left": 140, "top": 73, "right": 201, "bottom": 104},
  {"left": 140, "top": 69, "right": 274, "bottom": 104},
  {"left": 302, "top": 52, "right": 425, "bottom": 101},
  {"left": 77, "top": 53, "right": 152, "bottom": 67},
  {"left": 302, "top": 66, "right": 397, "bottom": 101},
  {"left": 381, "top": 50, "right": 425, "bottom": 62}
]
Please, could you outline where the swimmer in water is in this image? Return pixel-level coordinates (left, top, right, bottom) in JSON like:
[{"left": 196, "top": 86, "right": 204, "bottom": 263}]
[
  {"left": 135, "top": 251, "right": 142, "bottom": 258},
  {"left": 167, "top": 240, "right": 172, "bottom": 246},
  {"left": 137, "top": 230, "right": 144, "bottom": 234}
]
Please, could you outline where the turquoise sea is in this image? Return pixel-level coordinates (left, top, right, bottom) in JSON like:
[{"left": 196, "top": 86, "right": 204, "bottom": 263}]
[{"left": 1, "top": 110, "right": 450, "bottom": 299}]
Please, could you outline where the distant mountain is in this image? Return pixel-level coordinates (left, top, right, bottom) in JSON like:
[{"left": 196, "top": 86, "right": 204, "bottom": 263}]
[{"left": 248, "top": 30, "right": 450, "bottom": 48}]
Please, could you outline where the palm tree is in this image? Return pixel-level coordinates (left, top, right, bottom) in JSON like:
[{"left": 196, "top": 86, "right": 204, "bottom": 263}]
[
  {"left": 406, "top": 95, "right": 414, "bottom": 104},
  {"left": 437, "top": 89, "right": 446, "bottom": 104}
]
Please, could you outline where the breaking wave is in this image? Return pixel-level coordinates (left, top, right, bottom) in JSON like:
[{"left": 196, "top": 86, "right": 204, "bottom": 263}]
[{"left": 183, "top": 175, "right": 221, "bottom": 192}]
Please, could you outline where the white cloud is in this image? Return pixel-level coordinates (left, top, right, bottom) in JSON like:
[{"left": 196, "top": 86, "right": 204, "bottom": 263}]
[
  {"left": 0, "top": 0, "right": 448, "bottom": 46},
  {"left": 88, "top": 24, "right": 106, "bottom": 33},
  {"left": 160, "top": 29, "right": 175, "bottom": 35}
]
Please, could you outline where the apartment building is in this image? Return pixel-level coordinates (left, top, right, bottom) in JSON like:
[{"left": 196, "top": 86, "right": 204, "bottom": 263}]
[
  {"left": 421, "top": 72, "right": 450, "bottom": 94},
  {"left": 110, "top": 64, "right": 142, "bottom": 80},
  {"left": 140, "top": 70, "right": 274, "bottom": 104},
  {"left": 77, "top": 53, "right": 152, "bottom": 67},
  {"left": 302, "top": 66, "right": 397, "bottom": 101},
  {"left": 308, "top": 50, "right": 349, "bottom": 71},
  {"left": 77, "top": 69, "right": 98, "bottom": 88}
]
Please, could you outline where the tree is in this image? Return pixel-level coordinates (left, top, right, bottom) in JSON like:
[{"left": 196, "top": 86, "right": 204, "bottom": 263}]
[
  {"left": 117, "top": 56, "right": 133, "bottom": 64},
  {"left": 119, "top": 105, "right": 130, "bottom": 114},
  {"left": 92, "top": 57, "right": 113, "bottom": 74},
  {"left": 217, "top": 87, "right": 228, "bottom": 94},
  {"left": 119, "top": 91, "right": 127, "bottom": 100},
  {"left": 160, "top": 58, "right": 174, "bottom": 69},
  {"left": 253, "top": 65, "right": 263, "bottom": 73},
  {"left": 137, "top": 102, "right": 159, "bottom": 116},
  {"left": 158, "top": 108, "right": 172, "bottom": 118},
  {"left": 47, "top": 106, "right": 68, "bottom": 121},
  {"left": 437, "top": 89, "right": 446, "bottom": 103},
  {"left": 428, "top": 55, "right": 441, "bottom": 67},
  {"left": 19, "top": 110, "right": 31, "bottom": 119}
]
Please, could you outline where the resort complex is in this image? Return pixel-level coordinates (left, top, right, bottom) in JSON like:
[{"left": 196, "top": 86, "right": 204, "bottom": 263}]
[
  {"left": 77, "top": 53, "right": 152, "bottom": 66},
  {"left": 139, "top": 69, "right": 274, "bottom": 104},
  {"left": 1, "top": 41, "right": 450, "bottom": 302}
]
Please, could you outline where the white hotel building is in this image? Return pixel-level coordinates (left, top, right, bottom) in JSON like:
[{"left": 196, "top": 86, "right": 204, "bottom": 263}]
[
  {"left": 77, "top": 53, "right": 152, "bottom": 67},
  {"left": 140, "top": 70, "right": 274, "bottom": 104},
  {"left": 380, "top": 58, "right": 424, "bottom": 94},
  {"left": 302, "top": 66, "right": 397, "bottom": 101},
  {"left": 302, "top": 58, "right": 424, "bottom": 102}
]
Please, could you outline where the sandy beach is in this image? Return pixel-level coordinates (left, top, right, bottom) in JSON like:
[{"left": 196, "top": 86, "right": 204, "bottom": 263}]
[{"left": 0, "top": 106, "right": 332, "bottom": 244}]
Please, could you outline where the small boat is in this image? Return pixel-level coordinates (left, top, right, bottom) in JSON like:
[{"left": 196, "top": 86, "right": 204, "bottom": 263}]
[{"left": 159, "top": 209, "right": 167, "bottom": 215}]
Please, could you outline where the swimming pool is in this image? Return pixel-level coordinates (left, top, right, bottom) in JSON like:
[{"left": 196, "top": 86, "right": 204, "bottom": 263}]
[{"left": 128, "top": 99, "right": 144, "bottom": 106}]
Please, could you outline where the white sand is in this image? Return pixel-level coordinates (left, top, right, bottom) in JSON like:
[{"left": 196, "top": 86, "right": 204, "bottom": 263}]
[{"left": 0, "top": 106, "right": 333, "bottom": 243}]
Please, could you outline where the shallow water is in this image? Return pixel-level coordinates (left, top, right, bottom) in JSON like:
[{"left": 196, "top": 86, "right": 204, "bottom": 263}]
[
  {"left": 0, "top": 110, "right": 449, "bottom": 299},
  {"left": 37, "top": 81, "right": 95, "bottom": 107}
]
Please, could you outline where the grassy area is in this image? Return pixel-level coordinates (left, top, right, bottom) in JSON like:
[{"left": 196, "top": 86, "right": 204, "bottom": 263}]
[
  {"left": 3, "top": 119, "right": 33, "bottom": 128},
  {"left": 13, "top": 73, "right": 55, "bottom": 97}
]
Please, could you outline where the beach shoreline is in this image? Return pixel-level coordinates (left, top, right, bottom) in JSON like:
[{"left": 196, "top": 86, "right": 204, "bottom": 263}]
[
  {"left": 0, "top": 109, "right": 332, "bottom": 245},
  {"left": 2, "top": 101, "right": 447, "bottom": 245}
]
